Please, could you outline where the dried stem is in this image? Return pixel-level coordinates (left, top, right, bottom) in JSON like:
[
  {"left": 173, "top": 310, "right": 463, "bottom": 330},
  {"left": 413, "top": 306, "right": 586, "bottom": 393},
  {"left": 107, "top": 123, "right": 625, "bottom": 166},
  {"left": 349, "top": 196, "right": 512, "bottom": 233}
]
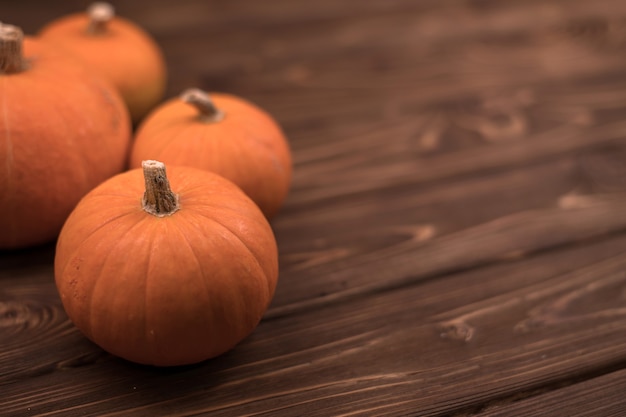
[
  {"left": 87, "top": 2, "right": 115, "bottom": 34},
  {"left": 180, "top": 88, "right": 225, "bottom": 123},
  {"left": 0, "top": 24, "right": 26, "bottom": 74},
  {"left": 142, "top": 160, "right": 180, "bottom": 217}
]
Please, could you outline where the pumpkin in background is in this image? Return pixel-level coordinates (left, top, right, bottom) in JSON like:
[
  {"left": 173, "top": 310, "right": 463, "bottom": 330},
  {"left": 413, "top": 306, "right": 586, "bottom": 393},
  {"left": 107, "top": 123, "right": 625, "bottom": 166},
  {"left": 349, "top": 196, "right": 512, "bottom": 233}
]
[
  {"left": 54, "top": 160, "right": 279, "bottom": 366},
  {"left": 130, "top": 88, "right": 292, "bottom": 218},
  {"left": 39, "top": 2, "right": 167, "bottom": 124},
  {"left": 0, "top": 23, "right": 131, "bottom": 249}
]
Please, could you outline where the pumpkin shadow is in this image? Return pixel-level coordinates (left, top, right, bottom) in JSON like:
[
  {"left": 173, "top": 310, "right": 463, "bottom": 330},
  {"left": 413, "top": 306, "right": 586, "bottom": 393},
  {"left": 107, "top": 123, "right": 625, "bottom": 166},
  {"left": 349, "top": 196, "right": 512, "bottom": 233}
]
[
  {"left": 0, "top": 241, "right": 56, "bottom": 271},
  {"left": 81, "top": 344, "right": 251, "bottom": 409}
]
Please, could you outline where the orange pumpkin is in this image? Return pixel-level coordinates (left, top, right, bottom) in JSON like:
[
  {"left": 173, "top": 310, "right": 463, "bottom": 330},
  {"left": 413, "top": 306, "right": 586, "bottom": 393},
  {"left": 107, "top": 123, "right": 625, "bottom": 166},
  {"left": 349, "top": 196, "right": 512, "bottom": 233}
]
[
  {"left": 0, "top": 23, "right": 131, "bottom": 249},
  {"left": 130, "top": 88, "right": 292, "bottom": 218},
  {"left": 54, "top": 160, "right": 279, "bottom": 366},
  {"left": 39, "top": 2, "right": 167, "bottom": 124}
]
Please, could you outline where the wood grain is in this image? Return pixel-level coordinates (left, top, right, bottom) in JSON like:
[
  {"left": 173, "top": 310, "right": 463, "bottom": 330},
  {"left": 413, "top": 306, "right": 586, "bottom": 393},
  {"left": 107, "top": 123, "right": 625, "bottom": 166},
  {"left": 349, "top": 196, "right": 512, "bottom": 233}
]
[
  {"left": 2, "top": 0, "right": 626, "bottom": 415},
  {"left": 477, "top": 369, "right": 626, "bottom": 416},
  {"left": 2, "top": 234, "right": 626, "bottom": 416},
  {"left": 270, "top": 191, "right": 626, "bottom": 317}
]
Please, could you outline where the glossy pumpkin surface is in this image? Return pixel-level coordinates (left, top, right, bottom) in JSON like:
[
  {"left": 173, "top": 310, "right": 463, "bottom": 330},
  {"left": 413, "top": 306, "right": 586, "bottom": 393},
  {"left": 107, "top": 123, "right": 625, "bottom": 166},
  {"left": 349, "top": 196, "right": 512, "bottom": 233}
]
[
  {"left": 39, "top": 3, "right": 167, "bottom": 123},
  {"left": 130, "top": 90, "right": 292, "bottom": 218},
  {"left": 0, "top": 26, "right": 131, "bottom": 249},
  {"left": 54, "top": 162, "right": 279, "bottom": 366}
]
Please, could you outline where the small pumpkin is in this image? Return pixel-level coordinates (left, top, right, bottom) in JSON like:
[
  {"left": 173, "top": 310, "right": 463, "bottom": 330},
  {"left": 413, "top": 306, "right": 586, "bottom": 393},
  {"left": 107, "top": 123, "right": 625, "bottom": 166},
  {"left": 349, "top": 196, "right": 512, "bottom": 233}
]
[
  {"left": 54, "top": 160, "right": 279, "bottom": 366},
  {"left": 39, "top": 2, "right": 167, "bottom": 124},
  {"left": 130, "top": 88, "right": 292, "bottom": 218},
  {"left": 0, "top": 23, "right": 131, "bottom": 249}
]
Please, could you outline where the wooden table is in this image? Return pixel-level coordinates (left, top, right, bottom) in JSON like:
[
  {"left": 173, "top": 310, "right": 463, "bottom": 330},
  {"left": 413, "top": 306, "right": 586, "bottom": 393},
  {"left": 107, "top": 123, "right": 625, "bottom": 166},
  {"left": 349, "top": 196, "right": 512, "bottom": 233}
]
[{"left": 3, "top": 0, "right": 626, "bottom": 415}]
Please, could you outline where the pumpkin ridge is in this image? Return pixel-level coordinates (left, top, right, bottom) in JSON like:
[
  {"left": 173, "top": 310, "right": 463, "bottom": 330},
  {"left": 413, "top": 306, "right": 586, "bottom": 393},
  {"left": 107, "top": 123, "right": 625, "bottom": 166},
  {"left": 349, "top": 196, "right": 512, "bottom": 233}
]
[
  {"left": 204, "top": 120, "right": 288, "bottom": 217},
  {"left": 196, "top": 120, "right": 228, "bottom": 169},
  {"left": 74, "top": 83, "right": 127, "bottom": 179},
  {"left": 25, "top": 39, "right": 132, "bottom": 161},
  {"left": 183, "top": 190, "right": 272, "bottom": 232},
  {"left": 169, "top": 217, "right": 215, "bottom": 344},
  {"left": 205, "top": 204, "right": 271, "bottom": 232},
  {"left": 59, "top": 209, "right": 141, "bottom": 263},
  {"left": 133, "top": 100, "right": 180, "bottom": 136},
  {"left": 227, "top": 133, "right": 279, "bottom": 212},
  {"left": 28, "top": 67, "right": 124, "bottom": 185},
  {"left": 0, "top": 78, "right": 14, "bottom": 238},
  {"left": 84, "top": 214, "right": 150, "bottom": 342},
  {"left": 142, "top": 221, "right": 157, "bottom": 361},
  {"left": 192, "top": 212, "right": 273, "bottom": 300},
  {"left": 176, "top": 210, "right": 271, "bottom": 287},
  {"left": 176, "top": 124, "right": 249, "bottom": 192},
  {"left": 217, "top": 124, "right": 251, "bottom": 181},
  {"left": 43, "top": 90, "right": 92, "bottom": 189},
  {"left": 81, "top": 230, "right": 124, "bottom": 341},
  {"left": 156, "top": 124, "right": 204, "bottom": 163},
  {"left": 142, "top": 122, "right": 199, "bottom": 163},
  {"left": 175, "top": 212, "right": 271, "bottom": 354},
  {"left": 55, "top": 206, "right": 140, "bottom": 284},
  {"left": 240, "top": 116, "right": 281, "bottom": 150},
  {"left": 240, "top": 118, "right": 291, "bottom": 183}
]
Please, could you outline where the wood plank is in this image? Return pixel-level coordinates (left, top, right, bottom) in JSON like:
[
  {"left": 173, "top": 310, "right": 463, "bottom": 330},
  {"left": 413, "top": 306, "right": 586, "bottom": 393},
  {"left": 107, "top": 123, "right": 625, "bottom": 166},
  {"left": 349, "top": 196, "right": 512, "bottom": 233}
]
[
  {"left": 270, "top": 191, "right": 626, "bottom": 317},
  {"left": 476, "top": 369, "right": 626, "bottom": 416},
  {"left": 2, "top": 233, "right": 626, "bottom": 416},
  {"left": 147, "top": 0, "right": 626, "bottom": 115}
]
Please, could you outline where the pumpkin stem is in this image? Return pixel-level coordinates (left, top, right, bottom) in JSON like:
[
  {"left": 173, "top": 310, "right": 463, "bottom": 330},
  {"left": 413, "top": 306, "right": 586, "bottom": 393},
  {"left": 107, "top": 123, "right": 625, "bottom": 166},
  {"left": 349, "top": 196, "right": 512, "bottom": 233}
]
[
  {"left": 87, "top": 2, "right": 115, "bottom": 34},
  {"left": 142, "top": 160, "right": 180, "bottom": 217},
  {"left": 0, "top": 23, "right": 26, "bottom": 74},
  {"left": 181, "top": 88, "right": 225, "bottom": 123}
]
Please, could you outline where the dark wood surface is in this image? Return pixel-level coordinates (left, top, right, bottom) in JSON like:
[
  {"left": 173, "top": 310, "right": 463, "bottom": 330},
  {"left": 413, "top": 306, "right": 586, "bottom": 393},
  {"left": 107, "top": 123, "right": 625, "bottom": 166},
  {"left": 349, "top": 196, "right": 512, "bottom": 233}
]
[{"left": 3, "top": 0, "right": 626, "bottom": 415}]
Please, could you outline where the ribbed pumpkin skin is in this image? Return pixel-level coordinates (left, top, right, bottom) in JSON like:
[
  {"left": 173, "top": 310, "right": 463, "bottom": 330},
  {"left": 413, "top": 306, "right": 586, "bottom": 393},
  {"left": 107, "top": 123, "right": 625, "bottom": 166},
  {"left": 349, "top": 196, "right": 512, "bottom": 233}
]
[
  {"left": 0, "top": 37, "right": 131, "bottom": 249},
  {"left": 54, "top": 166, "right": 278, "bottom": 367},
  {"left": 129, "top": 93, "right": 292, "bottom": 218},
  {"left": 39, "top": 12, "right": 166, "bottom": 124}
]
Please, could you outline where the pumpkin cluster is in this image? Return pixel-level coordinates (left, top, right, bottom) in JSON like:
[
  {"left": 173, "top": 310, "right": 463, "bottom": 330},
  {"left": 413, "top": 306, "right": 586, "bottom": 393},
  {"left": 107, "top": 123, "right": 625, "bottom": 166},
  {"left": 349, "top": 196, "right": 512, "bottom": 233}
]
[{"left": 2, "top": 3, "right": 292, "bottom": 366}]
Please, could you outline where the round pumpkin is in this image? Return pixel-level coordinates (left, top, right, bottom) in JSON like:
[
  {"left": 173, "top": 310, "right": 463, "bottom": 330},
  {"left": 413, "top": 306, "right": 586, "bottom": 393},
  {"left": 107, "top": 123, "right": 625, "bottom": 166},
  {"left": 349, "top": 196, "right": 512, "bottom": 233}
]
[
  {"left": 0, "top": 23, "right": 131, "bottom": 249},
  {"left": 39, "top": 2, "right": 167, "bottom": 124},
  {"left": 130, "top": 88, "right": 292, "bottom": 218},
  {"left": 54, "top": 160, "right": 279, "bottom": 366}
]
